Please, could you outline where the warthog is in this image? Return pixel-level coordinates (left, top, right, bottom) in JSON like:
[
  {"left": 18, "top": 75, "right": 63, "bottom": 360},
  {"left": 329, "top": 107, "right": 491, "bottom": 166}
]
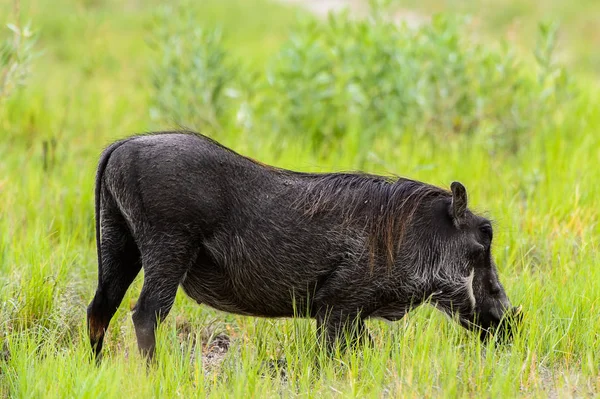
[{"left": 87, "top": 132, "right": 521, "bottom": 361}]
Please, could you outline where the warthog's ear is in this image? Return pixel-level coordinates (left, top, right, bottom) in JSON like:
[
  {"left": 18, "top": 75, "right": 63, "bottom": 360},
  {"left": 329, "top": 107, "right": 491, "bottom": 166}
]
[{"left": 450, "top": 181, "right": 468, "bottom": 226}]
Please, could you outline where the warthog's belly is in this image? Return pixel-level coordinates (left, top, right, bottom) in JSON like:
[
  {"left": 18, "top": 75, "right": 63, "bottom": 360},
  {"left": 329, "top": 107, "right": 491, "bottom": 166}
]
[{"left": 179, "top": 266, "right": 315, "bottom": 318}]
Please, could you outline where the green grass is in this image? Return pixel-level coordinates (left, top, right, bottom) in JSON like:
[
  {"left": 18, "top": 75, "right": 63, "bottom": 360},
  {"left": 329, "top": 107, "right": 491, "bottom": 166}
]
[{"left": 1, "top": 0, "right": 599, "bottom": 397}]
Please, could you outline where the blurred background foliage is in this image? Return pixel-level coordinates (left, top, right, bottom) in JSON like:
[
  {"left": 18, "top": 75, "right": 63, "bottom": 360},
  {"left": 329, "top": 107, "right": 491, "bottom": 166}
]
[{"left": 151, "top": 2, "right": 574, "bottom": 162}]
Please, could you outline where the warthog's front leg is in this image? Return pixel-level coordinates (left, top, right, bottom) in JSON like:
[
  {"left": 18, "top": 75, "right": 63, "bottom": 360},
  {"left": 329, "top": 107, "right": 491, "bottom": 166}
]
[{"left": 315, "top": 309, "right": 373, "bottom": 354}]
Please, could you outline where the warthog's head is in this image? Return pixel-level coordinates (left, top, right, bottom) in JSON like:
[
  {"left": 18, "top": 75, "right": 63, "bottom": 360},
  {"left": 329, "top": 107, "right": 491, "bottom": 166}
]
[{"left": 429, "top": 182, "right": 522, "bottom": 343}]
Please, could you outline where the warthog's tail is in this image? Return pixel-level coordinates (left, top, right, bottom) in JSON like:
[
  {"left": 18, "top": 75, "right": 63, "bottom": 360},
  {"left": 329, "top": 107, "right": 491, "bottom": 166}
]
[
  {"left": 88, "top": 136, "right": 137, "bottom": 363},
  {"left": 94, "top": 137, "right": 134, "bottom": 285}
]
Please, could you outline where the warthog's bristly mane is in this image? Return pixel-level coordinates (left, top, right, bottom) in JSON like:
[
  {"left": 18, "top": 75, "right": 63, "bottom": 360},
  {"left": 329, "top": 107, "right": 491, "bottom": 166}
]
[{"left": 291, "top": 172, "right": 451, "bottom": 268}]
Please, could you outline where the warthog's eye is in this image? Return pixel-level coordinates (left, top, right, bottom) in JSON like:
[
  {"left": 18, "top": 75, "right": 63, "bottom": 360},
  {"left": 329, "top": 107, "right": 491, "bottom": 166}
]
[{"left": 479, "top": 224, "right": 493, "bottom": 241}]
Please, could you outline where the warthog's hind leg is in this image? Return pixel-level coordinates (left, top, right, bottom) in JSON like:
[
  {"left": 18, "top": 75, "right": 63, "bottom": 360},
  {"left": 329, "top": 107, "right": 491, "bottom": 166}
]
[
  {"left": 132, "top": 241, "right": 193, "bottom": 363},
  {"left": 87, "top": 194, "right": 142, "bottom": 363}
]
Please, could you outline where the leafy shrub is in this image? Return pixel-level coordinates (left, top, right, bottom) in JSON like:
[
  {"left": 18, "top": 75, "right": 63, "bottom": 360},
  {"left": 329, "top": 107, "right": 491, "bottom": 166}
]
[
  {"left": 0, "top": 2, "right": 36, "bottom": 103},
  {"left": 150, "top": 3, "right": 573, "bottom": 156},
  {"left": 260, "top": 10, "right": 571, "bottom": 154},
  {"left": 149, "top": 6, "right": 246, "bottom": 135}
]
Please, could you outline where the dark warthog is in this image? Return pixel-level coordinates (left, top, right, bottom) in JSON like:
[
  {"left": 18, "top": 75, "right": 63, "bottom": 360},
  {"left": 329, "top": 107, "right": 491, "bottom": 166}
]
[{"left": 87, "top": 132, "right": 521, "bottom": 361}]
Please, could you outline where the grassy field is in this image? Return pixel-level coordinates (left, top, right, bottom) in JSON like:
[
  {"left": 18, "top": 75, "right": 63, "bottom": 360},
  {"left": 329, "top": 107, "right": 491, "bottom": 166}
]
[{"left": 1, "top": 0, "right": 599, "bottom": 397}]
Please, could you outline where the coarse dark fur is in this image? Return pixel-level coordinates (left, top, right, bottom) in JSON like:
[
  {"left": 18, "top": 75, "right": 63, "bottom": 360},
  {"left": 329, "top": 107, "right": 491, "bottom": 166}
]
[{"left": 87, "top": 131, "right": 521, "bottom": 362}]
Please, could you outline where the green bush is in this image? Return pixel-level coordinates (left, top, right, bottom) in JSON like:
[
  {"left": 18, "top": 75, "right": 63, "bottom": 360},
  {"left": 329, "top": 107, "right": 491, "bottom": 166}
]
[
  {"left": 150, "top": 3, "right": 573, "bottom": 156},
  {"left": 149, "top": 5, "right": 247, "bottom": 135},
  {"left": 261, "top": 11, "right": 572, "bottom": 154}
]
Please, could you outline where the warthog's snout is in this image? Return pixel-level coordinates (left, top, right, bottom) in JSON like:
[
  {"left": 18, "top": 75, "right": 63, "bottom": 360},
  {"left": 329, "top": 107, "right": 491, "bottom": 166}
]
[{"left": 475, "top": 304, "right": 523, "bottom": 343}]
